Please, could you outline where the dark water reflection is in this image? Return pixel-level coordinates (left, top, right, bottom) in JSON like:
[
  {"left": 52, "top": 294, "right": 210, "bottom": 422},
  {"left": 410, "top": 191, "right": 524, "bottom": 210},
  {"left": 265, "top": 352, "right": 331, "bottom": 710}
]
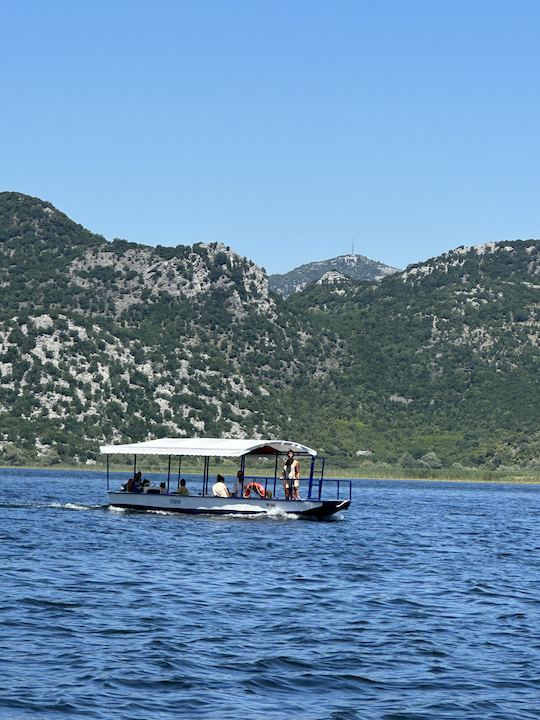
[{"left": 1, "top": 469, "right": 539, "bottom": 719}]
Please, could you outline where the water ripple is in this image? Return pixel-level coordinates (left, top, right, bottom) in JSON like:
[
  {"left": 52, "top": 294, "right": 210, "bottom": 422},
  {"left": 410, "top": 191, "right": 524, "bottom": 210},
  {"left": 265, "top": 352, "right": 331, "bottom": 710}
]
[{"left": 1, "top": 470, "right": 540, "bottom": 719}]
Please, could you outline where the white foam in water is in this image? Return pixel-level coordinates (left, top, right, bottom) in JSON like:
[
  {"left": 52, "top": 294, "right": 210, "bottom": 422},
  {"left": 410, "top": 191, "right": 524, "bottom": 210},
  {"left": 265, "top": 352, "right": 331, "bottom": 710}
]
[
  {"left": 328, "top": 512, "right": 344, "bottom": 522},
  {"left": 267, "top": 507, "right": 300, "bottom": 520},
  {"left": 49, "top": 502, "right": 96, "bottom": 511},
  {"left": 214, "top": 512, "right": 264, "bottom": 520}
]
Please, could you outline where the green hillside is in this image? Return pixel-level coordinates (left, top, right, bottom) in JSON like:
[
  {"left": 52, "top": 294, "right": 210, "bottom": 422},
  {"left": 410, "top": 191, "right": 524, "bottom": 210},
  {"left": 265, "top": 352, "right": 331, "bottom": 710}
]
[
  {"left": 1, "top": 192, "right": 539, "bottom": 469},
  {"left": 284, "top": 242, "right": 540, "bottom": 467}
]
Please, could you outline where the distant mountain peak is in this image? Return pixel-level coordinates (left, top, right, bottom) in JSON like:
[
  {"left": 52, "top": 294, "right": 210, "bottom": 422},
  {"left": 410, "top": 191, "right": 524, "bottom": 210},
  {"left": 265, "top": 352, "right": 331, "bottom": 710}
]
[{"left": 269, "top": 252, "right": 399, "bottom": 297}]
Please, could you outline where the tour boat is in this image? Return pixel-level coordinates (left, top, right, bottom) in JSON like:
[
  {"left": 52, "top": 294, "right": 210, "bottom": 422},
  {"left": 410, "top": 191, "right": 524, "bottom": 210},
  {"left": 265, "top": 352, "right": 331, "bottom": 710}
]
[{"left": 100, "top": 438, "right": 351, "bottom": 520}]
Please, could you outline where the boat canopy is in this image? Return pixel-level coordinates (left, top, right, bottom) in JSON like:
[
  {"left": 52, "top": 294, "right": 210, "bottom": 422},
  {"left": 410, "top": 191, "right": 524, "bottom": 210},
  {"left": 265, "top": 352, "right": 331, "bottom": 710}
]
[{"left": 99, "top": 437, "right": 317, "bottom": 458}]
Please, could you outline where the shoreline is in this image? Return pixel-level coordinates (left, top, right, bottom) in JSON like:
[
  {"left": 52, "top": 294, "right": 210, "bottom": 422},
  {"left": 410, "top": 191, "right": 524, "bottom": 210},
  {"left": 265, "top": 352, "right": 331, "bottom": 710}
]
[{"left": 1, "top": 463, "right": 539, "bottom": 485}]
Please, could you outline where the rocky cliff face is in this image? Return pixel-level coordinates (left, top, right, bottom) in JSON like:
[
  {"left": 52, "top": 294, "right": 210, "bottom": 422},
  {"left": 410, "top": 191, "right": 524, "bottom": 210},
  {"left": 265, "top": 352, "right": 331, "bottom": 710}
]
[{"left": 68, "top": 241, "right": 274, "bottom": 318}]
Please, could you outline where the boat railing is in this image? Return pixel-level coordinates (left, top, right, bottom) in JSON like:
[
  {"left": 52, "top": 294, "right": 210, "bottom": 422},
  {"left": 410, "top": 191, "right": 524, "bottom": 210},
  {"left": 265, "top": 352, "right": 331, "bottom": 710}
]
[
  {"left": 242, "top": 475, "right": 351, "bottom": 502},
  {"left": 112, "top": 471, "right": 351, "bottom": 502},
  {"left": 307, "top": 477, "right": 352, "bottom": 502}
]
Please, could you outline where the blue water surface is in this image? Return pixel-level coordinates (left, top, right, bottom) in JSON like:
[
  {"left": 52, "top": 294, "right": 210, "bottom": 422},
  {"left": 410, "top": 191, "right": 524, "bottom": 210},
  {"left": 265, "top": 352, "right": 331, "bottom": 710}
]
[{"left": 1, "top": 469, "right": 540, "bottom": 720}]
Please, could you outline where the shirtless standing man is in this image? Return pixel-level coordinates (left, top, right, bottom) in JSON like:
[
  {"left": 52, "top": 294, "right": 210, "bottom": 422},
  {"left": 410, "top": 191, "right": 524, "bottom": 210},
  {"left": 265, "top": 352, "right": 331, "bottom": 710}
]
[{"left": 282, "top": 450, "right": 300, "bottom": 500}]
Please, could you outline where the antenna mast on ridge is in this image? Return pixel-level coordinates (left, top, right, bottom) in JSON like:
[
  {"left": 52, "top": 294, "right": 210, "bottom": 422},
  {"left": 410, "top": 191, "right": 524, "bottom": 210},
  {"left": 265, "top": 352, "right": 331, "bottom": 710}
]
[{"left": 351, "top": 238, "right": 356, "bottom": 257}]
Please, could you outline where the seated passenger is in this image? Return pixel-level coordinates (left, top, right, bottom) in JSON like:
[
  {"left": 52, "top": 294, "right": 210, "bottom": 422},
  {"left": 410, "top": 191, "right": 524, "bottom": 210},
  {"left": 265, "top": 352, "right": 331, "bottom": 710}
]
[
  {"left": 159, "top": 481, "right": 167, "bottom": 494},
  {"left": 231, "top": 470, "right": 244, "bottom": 497},
  {"left": 128, "top": 471, "right": 143, "bottom": 493},
  {"left": 212, "top": 474, "right": 231, "bottom": 497},
  {"left": 178, "top": 478, "right": 189, "bottom": 496}
]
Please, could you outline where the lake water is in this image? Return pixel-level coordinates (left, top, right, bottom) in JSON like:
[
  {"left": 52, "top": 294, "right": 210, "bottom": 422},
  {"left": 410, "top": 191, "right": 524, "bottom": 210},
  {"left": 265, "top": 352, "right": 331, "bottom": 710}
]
[{"left": 1, "top": 469, "right": 539, "bottom": 719}]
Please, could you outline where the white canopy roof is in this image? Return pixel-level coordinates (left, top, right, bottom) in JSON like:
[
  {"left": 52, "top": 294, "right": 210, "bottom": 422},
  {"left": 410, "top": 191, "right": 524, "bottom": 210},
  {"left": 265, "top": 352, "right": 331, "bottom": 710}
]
[{"left": 100, "top": 437, "right": 317, "bottom": 457}]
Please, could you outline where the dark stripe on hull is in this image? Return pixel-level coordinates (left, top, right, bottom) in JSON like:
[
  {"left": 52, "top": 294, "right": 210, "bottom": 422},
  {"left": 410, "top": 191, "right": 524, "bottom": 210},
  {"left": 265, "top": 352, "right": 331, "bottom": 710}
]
[
  {"left": 111, "top": 504, "right": 264, "bottom": 517},
  {"left": 300, "top": 500, "right": 351, "bottom": 519},
  {"left": 109, "top": 499, "right": 349, "bottom": 520}
]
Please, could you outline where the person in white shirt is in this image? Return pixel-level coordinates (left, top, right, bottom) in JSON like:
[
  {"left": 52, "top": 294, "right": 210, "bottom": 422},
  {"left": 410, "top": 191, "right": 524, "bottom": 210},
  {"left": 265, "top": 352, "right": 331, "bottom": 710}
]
[{"left": 212, "top": 474, "right": 231, "bottom": 497}]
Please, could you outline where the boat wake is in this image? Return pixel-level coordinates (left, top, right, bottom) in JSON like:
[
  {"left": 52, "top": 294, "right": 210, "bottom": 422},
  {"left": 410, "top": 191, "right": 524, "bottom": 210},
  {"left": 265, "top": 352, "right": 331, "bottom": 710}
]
[
  {"left": 326, "top": 512, "right": 345, "bottom": 522},
  {"left": 266, "top": 507, "right": 301, "bottom": 520},
  {"left": 49, "top": 502, "right": 104, "bottom": 511},
  {"left": 0, "top": 501, "right": 104, "bottom": 511}
]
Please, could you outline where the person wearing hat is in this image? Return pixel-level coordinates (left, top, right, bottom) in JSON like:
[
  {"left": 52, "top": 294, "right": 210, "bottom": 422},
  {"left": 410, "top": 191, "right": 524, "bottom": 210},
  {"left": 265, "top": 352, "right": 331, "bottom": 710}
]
[{"left": 212, "top": 474, "right": 231, "bottom": 497}]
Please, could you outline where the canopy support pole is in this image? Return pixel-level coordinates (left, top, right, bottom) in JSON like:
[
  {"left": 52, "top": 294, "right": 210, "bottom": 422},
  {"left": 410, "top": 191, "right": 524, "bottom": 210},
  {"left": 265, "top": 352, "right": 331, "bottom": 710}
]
[
  {"left": 167, "top": 455, "right": 171, "bottom": 493},
  {"left": 308, "top": 455, "right": 314, "bottom": 500},
  {"left": 204, "top": 456, "right": 210, "bottom": 496},
  {"left": 133, "top": 454, "right": 137, "bottom": 478},
  {"left": 106, "top": 455, "right": 110, "bottom": 491}
]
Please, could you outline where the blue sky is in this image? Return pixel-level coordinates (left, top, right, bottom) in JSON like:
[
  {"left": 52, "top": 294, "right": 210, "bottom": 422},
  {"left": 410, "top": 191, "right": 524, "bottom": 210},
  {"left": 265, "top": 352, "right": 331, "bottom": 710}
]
[{"left": 1, "top": 1, "right": 539, "bottom": 274}]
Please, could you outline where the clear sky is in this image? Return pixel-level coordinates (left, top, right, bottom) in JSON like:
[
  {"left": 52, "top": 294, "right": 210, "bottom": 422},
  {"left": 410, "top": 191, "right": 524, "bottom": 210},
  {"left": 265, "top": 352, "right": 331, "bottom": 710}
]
[{"left": 1, "top": 1, "right": 539, "bottom": 274}]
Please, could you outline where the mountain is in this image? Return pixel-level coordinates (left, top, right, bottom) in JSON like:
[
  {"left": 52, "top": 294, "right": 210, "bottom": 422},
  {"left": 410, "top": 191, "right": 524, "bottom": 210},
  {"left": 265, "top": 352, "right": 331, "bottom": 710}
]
[
  {"left": 269, "top": 252, "right": 398, "bottom": 297},
  {"left": 0, "top": 192, "right": 338, "bottom": 464},
  {"left": 1, "top": 191, "right": 539, "bottom": 469},
  {"left": 285, "top": 240, "right": 540, "bottom": 466}
]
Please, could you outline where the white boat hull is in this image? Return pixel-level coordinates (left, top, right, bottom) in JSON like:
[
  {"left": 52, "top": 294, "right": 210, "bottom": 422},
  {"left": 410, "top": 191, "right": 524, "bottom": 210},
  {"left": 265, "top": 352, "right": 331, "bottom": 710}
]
[{"left": 107, "top": 491, "right": 349, "bottom": 519}]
